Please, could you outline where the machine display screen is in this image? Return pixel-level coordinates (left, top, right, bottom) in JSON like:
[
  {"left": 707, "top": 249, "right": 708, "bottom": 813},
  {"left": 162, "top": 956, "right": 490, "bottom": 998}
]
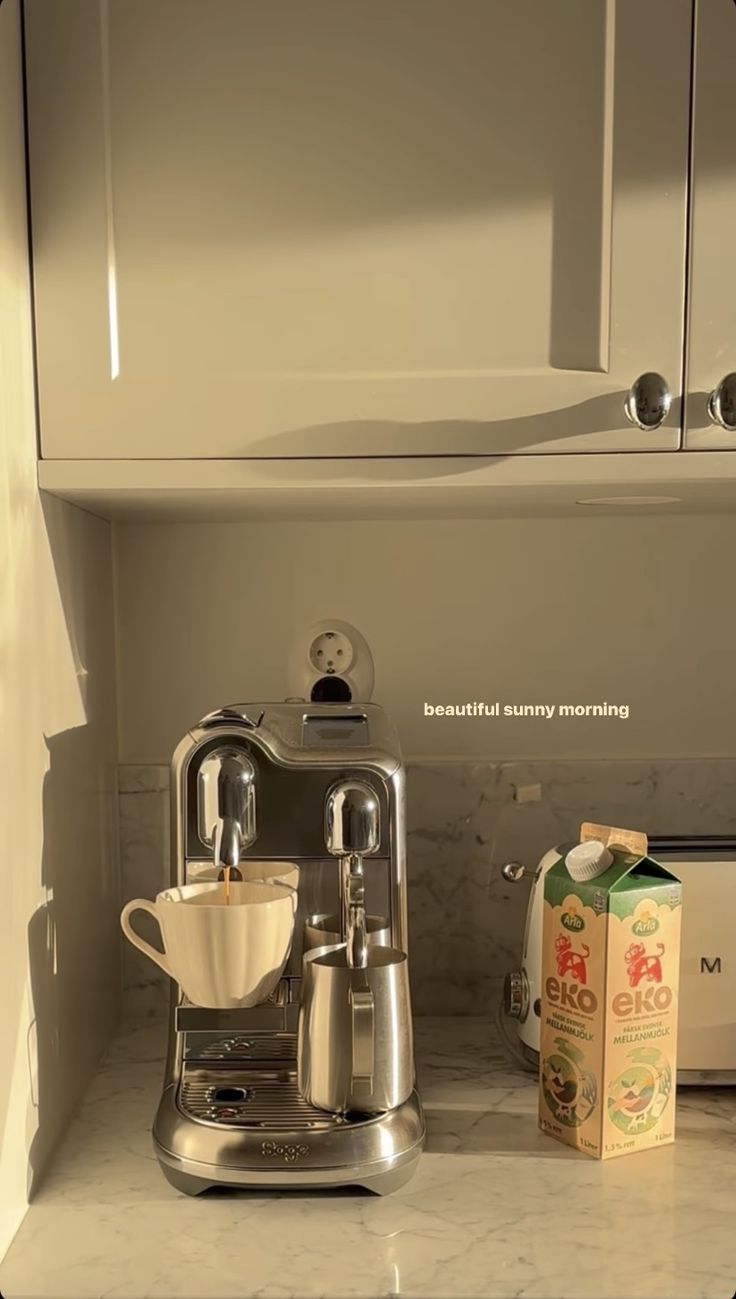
[{"left": 301, "top": 714, "right": 369, "bottom": 747}]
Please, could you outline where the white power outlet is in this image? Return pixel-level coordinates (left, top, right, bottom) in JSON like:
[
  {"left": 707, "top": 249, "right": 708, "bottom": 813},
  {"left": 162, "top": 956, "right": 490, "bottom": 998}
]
[
  {"left": 309, "top": 629, "right": 354, "bottom": 676},
  {"left": 287, "top": 619, "right": 375, "bottom": 703}
]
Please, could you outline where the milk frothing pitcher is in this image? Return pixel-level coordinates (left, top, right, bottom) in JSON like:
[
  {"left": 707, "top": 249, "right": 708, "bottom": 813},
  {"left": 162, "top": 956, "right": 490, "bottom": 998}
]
[
  {"left": 303, "top": 912, "right": 391, "bottom": 953},
  {"left": 298, "top": 943, "right": 414, "bottom": 1114}
]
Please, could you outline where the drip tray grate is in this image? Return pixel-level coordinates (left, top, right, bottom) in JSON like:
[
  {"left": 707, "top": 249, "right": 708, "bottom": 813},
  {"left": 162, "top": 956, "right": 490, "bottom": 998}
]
[
  {"left": 179, "top": 1065, "right": 360, "bottom": 1131},
  {"left": 187, "top": 1033, "right": 298, "bottom": 1064}
]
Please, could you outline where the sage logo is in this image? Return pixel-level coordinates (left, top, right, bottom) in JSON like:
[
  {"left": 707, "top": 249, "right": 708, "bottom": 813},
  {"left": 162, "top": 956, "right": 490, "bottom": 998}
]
[
  {"left": 632, "top": 909, "right": 659, "bottom": 937},
  {"left": 561, "top": 903, "right": 584, "bottom": 933},
  {"left": 261, "top": 1141, "right": 309, "bottom": 1163}
]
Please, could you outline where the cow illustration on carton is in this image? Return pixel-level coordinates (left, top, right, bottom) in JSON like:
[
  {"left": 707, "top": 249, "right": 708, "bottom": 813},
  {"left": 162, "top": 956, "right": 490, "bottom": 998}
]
[{"left": 625, "top": 940, "right": 665, "bottom": 988}]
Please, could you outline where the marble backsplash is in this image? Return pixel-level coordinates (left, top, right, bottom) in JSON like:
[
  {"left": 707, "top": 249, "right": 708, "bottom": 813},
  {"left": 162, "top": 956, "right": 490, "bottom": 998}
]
[{"left": 119, "top": 759, "right": 736, "bottom": 1017}]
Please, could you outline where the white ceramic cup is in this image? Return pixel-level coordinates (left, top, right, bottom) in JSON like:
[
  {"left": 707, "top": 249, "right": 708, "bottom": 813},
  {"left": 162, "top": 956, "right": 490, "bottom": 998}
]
[{"left": 120, "top": 881, "right": 296, "bottom": 1009}]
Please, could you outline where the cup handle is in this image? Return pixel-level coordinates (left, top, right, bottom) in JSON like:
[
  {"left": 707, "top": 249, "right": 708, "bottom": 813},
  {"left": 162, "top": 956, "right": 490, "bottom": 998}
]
[
  {"left": 120, "top": 899, "right": 172, "bottom": 979},
  {"left": 350, "top": 986, "right": 375, "bottom": 1093}
]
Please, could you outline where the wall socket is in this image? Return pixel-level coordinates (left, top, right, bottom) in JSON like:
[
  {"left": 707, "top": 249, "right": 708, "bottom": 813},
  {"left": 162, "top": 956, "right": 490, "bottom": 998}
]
[{"left": 287, "top": 619, "right": 375, "bottom": 703}]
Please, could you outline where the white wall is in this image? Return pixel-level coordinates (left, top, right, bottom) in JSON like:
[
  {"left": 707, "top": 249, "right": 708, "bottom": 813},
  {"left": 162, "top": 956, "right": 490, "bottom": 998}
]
[
  {"left": 0, "top": 0, "right": 119, "bottom": 1260},
  {"left": 115, "top": 513, "right": 736, "bottom": 764}
]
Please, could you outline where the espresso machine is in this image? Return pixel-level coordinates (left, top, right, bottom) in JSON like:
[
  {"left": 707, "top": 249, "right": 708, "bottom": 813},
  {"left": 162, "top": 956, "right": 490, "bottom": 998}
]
[{"left": 153, "top": 701, "right": 425, "bottom": 1195}]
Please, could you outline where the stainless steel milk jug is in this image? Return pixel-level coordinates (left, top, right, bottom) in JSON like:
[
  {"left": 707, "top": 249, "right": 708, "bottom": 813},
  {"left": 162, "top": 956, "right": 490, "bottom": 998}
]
[{"left": 298, "top": 943, "right": 414, "bottom": 1114}]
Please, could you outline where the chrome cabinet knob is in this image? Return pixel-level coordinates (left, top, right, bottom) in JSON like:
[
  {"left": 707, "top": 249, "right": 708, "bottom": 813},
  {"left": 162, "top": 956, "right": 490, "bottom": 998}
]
[
  {"left": 501, "top": 861, "right": 526, "bottom": 883},
  {"left": 624, "top": 372, "right": 672, "bottom": 430},
  {"left": 707, "top": 373, "right": 736, "bottom": 432}
]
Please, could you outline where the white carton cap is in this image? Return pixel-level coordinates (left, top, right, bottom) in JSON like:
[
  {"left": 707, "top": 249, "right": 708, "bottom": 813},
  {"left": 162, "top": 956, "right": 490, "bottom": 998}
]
[{"left": 565, "top": 840, "right": 614, "bottom": 882}]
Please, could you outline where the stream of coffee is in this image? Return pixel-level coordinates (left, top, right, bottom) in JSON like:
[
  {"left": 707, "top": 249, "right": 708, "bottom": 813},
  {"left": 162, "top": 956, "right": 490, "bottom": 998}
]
[{"left": 213, "top": 822, "right": 232, "bottom": 903}]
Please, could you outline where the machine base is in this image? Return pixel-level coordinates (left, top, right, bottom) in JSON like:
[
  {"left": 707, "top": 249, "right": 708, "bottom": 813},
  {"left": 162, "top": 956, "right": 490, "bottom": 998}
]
[
  {"left": 153, "top": 1074, "right": 425, "bottom": 1196},
  {"left": 156, "top": 1149, "right": 422, "bottom": 1197}
]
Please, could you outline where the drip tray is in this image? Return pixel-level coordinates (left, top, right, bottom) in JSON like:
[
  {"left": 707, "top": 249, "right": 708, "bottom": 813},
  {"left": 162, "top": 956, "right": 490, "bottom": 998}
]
[
  {"left": 186, "top": 1032, "right": 298, "bottom": 1064},
  {"left": 175, "top": 981, "right": 291, "bottom": 1033},
  {"left": 179, "top": 1065, "right": 359, "bottom": 1131}
]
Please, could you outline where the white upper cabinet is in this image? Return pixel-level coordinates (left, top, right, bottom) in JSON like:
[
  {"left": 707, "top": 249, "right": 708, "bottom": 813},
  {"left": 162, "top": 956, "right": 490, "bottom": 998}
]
[
  {"left": 684, "top": 0, "right": 736, "bottom": 450},
  {"left": 26, "top": 1, "right": 691, "bottom": 460}
]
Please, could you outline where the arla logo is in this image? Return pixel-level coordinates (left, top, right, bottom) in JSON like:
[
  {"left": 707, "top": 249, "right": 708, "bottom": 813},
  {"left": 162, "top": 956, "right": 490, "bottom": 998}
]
[
  {"left": 561, "top": 903, "right": 584, "bottom": 933},
  {"left": 632, "top": 909, "right": 659, "bottom": 938}
]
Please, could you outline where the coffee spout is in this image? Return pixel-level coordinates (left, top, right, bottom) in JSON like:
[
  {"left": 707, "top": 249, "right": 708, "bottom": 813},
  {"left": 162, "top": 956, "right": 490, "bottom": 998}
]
[
  {"left": 198, "top": 746, "right": 257, "bottom": 869},
  {"left": 213, "top": 816, "right": 244, "bottom": 871},
  {"left": 324, "top": 779, "right": 379, "bottom": 963}
]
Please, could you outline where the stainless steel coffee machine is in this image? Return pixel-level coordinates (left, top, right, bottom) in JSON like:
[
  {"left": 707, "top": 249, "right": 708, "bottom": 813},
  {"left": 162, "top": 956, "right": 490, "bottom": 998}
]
[{"left": 153, "top": 701, "right": 425, "bottom": 1195}]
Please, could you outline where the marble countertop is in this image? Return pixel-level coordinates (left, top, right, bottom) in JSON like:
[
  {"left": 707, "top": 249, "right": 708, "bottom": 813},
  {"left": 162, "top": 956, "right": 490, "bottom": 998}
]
[{"left": 1, "top": 1016, "right": 734, "bottom": 1299}]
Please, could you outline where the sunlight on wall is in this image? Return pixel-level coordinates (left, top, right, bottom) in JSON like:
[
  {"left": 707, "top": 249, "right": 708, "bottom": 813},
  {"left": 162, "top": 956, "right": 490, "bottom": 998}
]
[{"left": 0, "top": 0, "right": 119, "bottom": 1262}]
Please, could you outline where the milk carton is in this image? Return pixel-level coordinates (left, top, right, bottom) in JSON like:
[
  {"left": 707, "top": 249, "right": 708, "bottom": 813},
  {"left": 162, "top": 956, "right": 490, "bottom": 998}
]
[{"left": 539, "top": 842, "right": 682, "bottom": 1159}]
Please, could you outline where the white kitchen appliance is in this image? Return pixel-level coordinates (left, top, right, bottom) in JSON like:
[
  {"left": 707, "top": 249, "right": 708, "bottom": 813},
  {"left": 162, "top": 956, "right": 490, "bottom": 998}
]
[{"left": 501, "top": 836, "right": 736, "bottom": 1084}]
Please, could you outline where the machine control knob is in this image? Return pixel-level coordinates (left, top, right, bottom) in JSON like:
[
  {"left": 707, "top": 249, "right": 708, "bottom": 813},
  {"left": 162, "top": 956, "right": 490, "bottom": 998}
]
[{"left": 503, "top": 971, "right": 524, "bottom": 1019}]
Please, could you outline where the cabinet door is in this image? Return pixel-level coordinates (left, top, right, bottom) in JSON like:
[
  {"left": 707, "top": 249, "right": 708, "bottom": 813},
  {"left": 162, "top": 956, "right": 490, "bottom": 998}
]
[
  {"left": 684, "top": 0, "right": 736, "bottom": 449},
  {"left": 26, "top": 0, "right": 691, "bottom": 460}
]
